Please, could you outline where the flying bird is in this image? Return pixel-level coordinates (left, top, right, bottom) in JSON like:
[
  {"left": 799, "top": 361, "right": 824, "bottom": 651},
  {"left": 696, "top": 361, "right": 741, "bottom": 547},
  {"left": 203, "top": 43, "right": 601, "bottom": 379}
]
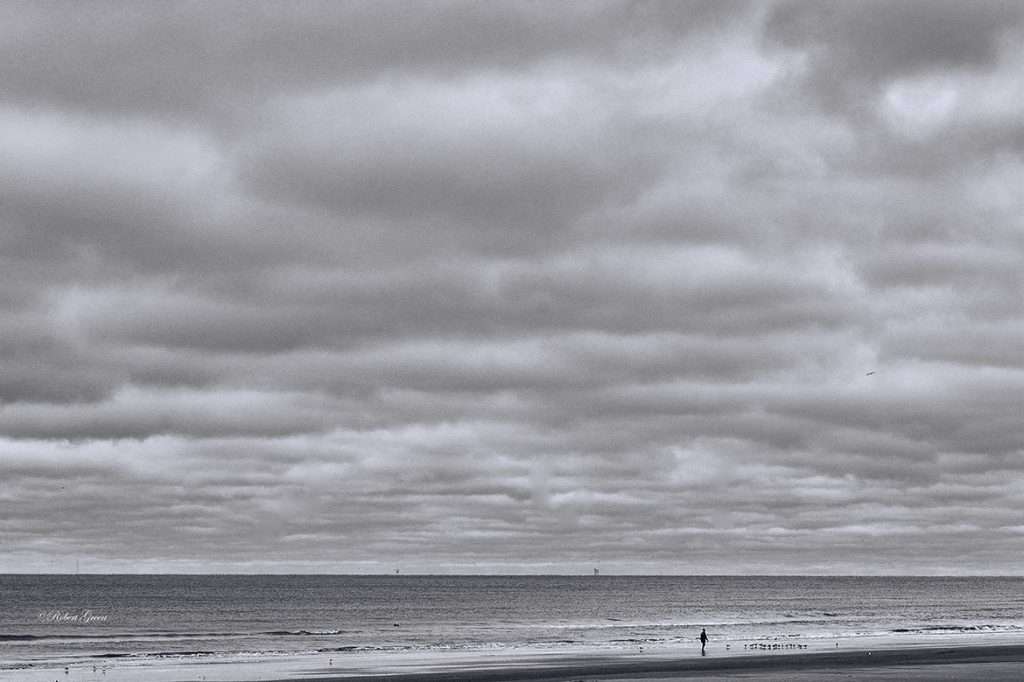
[{"left": 866, "top": 372, "right": 876, "bottom": 376}]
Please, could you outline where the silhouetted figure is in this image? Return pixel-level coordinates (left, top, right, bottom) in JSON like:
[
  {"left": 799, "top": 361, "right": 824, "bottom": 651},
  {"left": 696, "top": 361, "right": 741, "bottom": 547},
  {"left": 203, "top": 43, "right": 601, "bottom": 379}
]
[{"left": 699, "top": 628, "right": 708, "bottom": 653}]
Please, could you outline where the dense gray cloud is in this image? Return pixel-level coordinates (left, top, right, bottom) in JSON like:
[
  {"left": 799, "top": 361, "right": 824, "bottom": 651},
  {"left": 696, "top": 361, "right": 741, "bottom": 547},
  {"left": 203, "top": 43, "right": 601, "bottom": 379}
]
[
  {"left": 764, "top": 0, "right": 1024, "bottom": 111},
  {"left": 0, "top": 0, "right": 748, "bottom": 118},
  {"left": 2, "top": 1, "right": 1023, "bottom": 575}
]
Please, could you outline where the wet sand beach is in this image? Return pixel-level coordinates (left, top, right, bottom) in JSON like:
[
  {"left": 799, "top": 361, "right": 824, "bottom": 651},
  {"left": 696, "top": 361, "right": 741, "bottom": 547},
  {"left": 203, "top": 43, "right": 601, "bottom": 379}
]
[{"left": 282, "top": 645, "right": 1024, "bottom": 682}]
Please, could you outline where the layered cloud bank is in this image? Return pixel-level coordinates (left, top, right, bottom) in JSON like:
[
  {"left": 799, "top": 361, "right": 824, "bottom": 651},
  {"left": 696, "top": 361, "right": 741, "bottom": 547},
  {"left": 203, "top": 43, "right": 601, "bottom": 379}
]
[{"left": 2, "top": 1, "right": 1023, "bottom": 574}]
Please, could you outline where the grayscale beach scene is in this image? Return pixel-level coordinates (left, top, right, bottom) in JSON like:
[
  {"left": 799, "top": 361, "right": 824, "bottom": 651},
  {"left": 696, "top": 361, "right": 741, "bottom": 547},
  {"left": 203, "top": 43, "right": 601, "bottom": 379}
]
[{"left": 3, "top": 2, "right": 1023, "bottom": 681}]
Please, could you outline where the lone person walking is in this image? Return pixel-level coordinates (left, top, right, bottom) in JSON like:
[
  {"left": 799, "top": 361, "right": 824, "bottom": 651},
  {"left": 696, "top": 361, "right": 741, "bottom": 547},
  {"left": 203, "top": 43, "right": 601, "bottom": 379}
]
[{"left": 699, "top": 628, "right": 708, "bottom": 653}]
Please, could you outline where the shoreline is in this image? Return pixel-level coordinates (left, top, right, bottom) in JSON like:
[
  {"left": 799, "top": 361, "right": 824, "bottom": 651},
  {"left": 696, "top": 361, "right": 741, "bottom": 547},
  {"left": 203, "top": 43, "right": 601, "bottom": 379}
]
[{"left": 4, "top": 641, "right": 1023, "bottom": 682}]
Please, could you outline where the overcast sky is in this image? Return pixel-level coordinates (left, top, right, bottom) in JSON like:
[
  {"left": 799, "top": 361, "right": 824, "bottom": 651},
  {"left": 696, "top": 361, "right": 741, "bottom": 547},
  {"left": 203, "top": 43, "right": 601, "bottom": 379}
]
[{"left": 2, "top": 1, "right": 1023, "bottom": 575}]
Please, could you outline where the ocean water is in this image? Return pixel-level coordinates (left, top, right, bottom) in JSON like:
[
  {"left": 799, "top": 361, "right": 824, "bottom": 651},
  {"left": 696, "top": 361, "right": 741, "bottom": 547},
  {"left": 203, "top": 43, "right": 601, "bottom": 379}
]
[{"left": 2, "top": 575, "right": 1023, "bottom": 674}]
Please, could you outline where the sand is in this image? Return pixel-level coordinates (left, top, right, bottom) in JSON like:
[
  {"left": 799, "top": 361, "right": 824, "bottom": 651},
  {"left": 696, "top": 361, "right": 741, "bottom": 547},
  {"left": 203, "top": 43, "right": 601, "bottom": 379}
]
[
  {"left": 284, "top": 645, "right": 1024, "bottom": 682},
  {"left": 6, "top": 643, "right": 1022, "bottom": 682}
]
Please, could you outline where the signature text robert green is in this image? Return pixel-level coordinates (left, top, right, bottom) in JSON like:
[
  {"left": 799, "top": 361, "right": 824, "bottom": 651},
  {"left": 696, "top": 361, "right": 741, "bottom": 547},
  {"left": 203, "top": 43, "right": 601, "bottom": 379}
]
[{"left": 38, "top": 610, "right": 109, "bottom": 623}]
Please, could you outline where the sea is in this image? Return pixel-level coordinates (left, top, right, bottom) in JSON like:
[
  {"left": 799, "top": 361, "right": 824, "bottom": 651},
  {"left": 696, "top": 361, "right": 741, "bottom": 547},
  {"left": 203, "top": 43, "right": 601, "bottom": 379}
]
[{"left": 2, "top": 575, "right": 1023, "bottom": 679}]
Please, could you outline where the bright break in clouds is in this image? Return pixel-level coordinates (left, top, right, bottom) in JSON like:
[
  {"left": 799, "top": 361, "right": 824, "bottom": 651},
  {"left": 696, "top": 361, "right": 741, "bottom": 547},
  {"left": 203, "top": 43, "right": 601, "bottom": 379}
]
[{"left": 2, "top": 1, "right": 1024, "bottom": 574}]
